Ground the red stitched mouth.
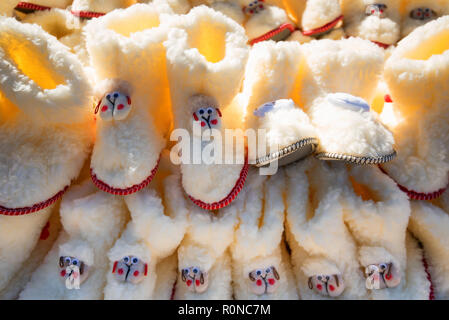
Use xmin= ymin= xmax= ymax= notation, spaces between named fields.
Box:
xmin=371 ymin=41 xmax=391 ymax=49
xmin=15 ymin=2 xmax=51 ymax=12
xmin=0 ymin=186 xmax=68 ymax=216
xmin=188 ymin=153 xmax=249 ymax=211
xmin=302 ymin=15 xmax=343 ymax=36
xmin=71 ymin=10 xmax=106 ymax=19
xmin=90 ymin=156 xmax=160 ymax=196
xmin=379 ymin=166 xmax=448 ymax=200
xmin=249 ymin=23 xmax=296 ymax=45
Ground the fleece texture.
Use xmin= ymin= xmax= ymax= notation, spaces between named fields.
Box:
xmin=163 ymin=6 xmax=249 ymax=204
xmin=400 ymin=0 xmax=449 ymax=37
xmin=285 ymin=158 xmax=368 ymax=299
xmin=85 ymin=3 xmax=173 ymax=189
xmin=341 ymin=165 xmax=428 ymax=299
xmin=175 ymin=195 xmax=238 ymax=299
xmin=230 ymin=169 xmax=298 ymax=299
xmin=20 ymin=180 xmax=128 ymax=299
xmin=299 ymin=0 xmax=342 ymax=31
xmin=71 ymin=0 xmax=136 ymax=13
xmin=104 ymin=154 xmax=188 ymax=299
xmin=289 ymin=38 xmax=395 ymax=158
xmin=409 ymin=199 xmax=449 ymax=299
xmin=342 ymin=0 xmax=401 ymax=46
xmin=381 ymin=16 xmax=449 ymax=194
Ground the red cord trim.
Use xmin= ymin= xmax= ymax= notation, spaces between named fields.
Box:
xmin=91 ymin=156 xmax=160 ymax=196
xmin=71 ymin=10 xmax=105 ymax=18
xmin=0 ymin=186 xmax=68 ymax=216
xmin=249 ymin=23 xmax=296 ymax=45
xmin=372 ymin=41 xmax=391 ymax=49
xmin=15 ymin=2 xmax=51 ymax=12
xmin=188 ymin=154 xmax=249 ymax=211
xmin=379 ymin=166 xmax=448 ymax=200
xmin=302 ymin=15 xmax=343 ymax=36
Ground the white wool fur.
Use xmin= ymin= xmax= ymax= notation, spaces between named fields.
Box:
xmin=381 ymin=16 xmax=449 ymax=193
xmin=0 ymin=1 xmax=20 ymax=16
xmin=401 ymin=0 xmax=449 ymax=37
xmin=164 ymin=6 xmax=249 ymax=203
xmin=20 ymin=0 xmax=72 ymax=8
xmin=409 ymin=200 xmax=449 ymax=299
xmin=153 ymin=252 xmax=178 ymax=299
xmin=71 ymin=0 xmax=136 ymax=13
xmin=0 ymin=206 xmax=53 ymax=293
xmin=0 ymin=209 xmax=62 ymax=299
xmin=151 ymin=0 xmax=191 ymax=14
xmin=342 ymin=0 xmax=401 ymax=45
xmin=104 ymin=154 xmax=188 ymax=299
xmin=285 ymin=158 xmax=368 ymax=299
xmin=244 ymin=5 xmax=292 ymax=40
xmin=210 ymin=1 xmax=245 ymax=25
xmin=20 ymin=180 xmax=128 ymax=299
xmin=290 ymin=38 xmax=394 ymax=157
xmin=85 ymin=3 xmax=173 ymax=188
xmin=175 ymin=197 xmax=238 ymax=299
xmin=301 ymin=0 xmax=342 ymax=30
xmin=230 ymin=169 xmax=298 ymax=299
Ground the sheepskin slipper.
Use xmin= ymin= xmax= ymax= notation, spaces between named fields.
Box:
xmin=408 ymin=190 xmax=449 ymax=300
xmin=174 ymin=199 xmax=238 ymax=299
xmin=342 ymin=0 xmax=401 ymax=49
xmin=341 ymin=165 xmax=430 ymax=299
xmin=20 ymin=180 xmax=128 ymax=299
xmin=380 ymin=16 xmax=449 ymax=200
xmin=290 ymin=38 xmax=396 ymax=165
xmin=239 ymin=41 xmax=317 ymax=168
xmin=230 ymin=169 xmax=298 ymax=299
xmin=71 ymin=0 xmax=136 ymax=18
xmin=285 ymin=158 xmax=368 ymax=299
xmin=164 ymin=6 xmax=250 ymax=210
xmin=400 ymin=0 xmax=449 ymax=38
xmin=84 ymin=3 xmax=174 ymax=196
xmin=103 ymin=152 xmax=188 ymax=300
xmin=0 ymin=17 xmax=92 ymax=292
xmin=282 ymin=0 xmax=345 ymax=42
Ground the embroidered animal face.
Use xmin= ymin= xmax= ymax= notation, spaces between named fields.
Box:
xmin=365 ymin=262 xmax=400 ymax=290
xmin=96 ymin=91 xmax=132 ymax=121
xmin=192 ymin=107 xmax=222 ymax=130
xmin=181 ymin=266 xmax=209 ymax=293
xmin=248 ymin=266 xmax=280 ymax=295
xmin=365 ymin=4 xmax=388 ymax=18
xmin=308 ymin=274 xmax=345 ymax=297
xmin=410 ymin=7 xmax=436 ymax=21
xmin=243 ymin=0 xmax=265 ymax=15
xmin=59 ymin=256 xmax=89 ymax=285
xmin=112 ymin=256 xmax=148 ymax=284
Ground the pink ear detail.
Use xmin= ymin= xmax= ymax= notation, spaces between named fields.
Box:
xmin=193 ymin=113 xmax=199 ymax=121
xmin=144 ymin=263 xmax=148 ymax=276
xmin=216 ymin=108 xmax=222 ymax=117
xmin=112 ymin=261 xmax=118 ymax=273
xmin=256 ymin=279 xmax=263 ymax=286
xmin=127 ymin=96 xmax=131 ymax=105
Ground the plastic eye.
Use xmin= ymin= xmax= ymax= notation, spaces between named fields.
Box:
xmin=380 ymin=263 xmax=387 ymax=270
xmin=266 ymin=268 xmax=271 ymax=274
xmin=123 ymin=256 xmax=130 ymax=264
xmin=326 ymin=276 xmax=330 ymax=280
xmin=64 ymin=257 xmax=71 ymax=264
xmin=256 ymin=269 xmax=262 ymax=276
xmin=198 ymin=108 xmax=205 ymax=115
xmin=193 ymin=267 xmax=199 ymax=274
xmin=113 ymin=92 xmax=119 ymax=98
xmin=206 ymin=107 xmax=214 ymax=114
xmin=106 ymin=94 xmax=111 ymax=99
xmin=317 ymin=275 xmax=322 ymax=281
xmin=132 ymin=257 xmax=139 ymax=264
xmin=72 ymin=259 xmax=79 ymax=266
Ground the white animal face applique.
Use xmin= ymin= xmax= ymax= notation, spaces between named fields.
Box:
xmin=59 ymin=256 xmax=89 ymax=287
xmin=365 ymin=262 xmax=401 ymax=290
xmin=409 ymin=7 xmax=436 ymax=21
xmin=248 ymin=266 xmax=280 ymax=295
xmin=96 ymin=91 xmax=132 ymax=121
xmin=308 ymin=274 xmax=345 ymax=297
xmin=192 ymin=106 xmax=222 ymax=131
xmin=365 ymin=3 xmax=388 ymax=18
xmin=112 ymin=256 xmax=148 ymax=284
xmin=243 ymin=0 xmax=265 ymax=15
xmin=181 ymin=266 xmax=209 ymax=293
